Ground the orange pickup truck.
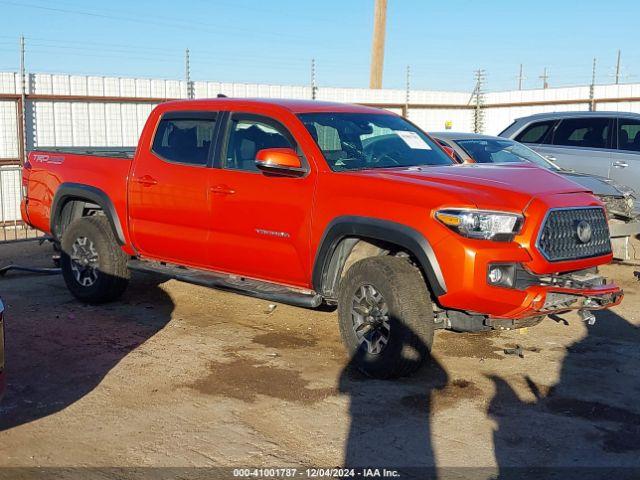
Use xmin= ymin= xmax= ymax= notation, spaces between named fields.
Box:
xmin=21 ymin=98 xmax=622 ymax=378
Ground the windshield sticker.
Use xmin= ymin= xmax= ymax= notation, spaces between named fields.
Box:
xmin=394 ymin=131 xmax=432 ymax=150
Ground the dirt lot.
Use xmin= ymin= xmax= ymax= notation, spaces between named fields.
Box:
xmin=0 ymin=241 xmax=639 ymax=478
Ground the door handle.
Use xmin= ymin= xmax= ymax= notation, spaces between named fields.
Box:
xmin=134 ymin=175 xmax=158 ymax=186
xmin=545 ymin=155 xmax=557 ymax=162
xmin=210 ymin=185 xmax=236 ymax=195
xmin=613 ymin=160 xmax=629 ymax=168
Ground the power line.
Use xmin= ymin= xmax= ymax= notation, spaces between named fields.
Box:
xmin=539 ymin=67 xmax=550 ymax=89
xmin=517 ymin=64 xmax=525 ymax=90
xmin=185 ymin=48 xmax=193 ymax=100
xmin=589 ymin=57 xmax=597 ymax=111
xmin=404 ymin=65 xmax=411 ymax=118
xmin=0 ymin=0 xmax=335 ymax=45
xmin=471 ymin=69 xmax=486 ymax=133
xmin=19 ymin=34 xmax=27 ymax=164
xmin=311 ymin=58 xmax=318 ymax=100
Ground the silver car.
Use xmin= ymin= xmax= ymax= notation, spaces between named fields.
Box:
xmin=430 ymin=131 xmax=640 ymax=260
xmin=499 ymin=111 xmax=640 ymax=202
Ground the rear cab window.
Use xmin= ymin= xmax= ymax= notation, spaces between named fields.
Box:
xmin=152 ymin=112 xmax=217 ymax=166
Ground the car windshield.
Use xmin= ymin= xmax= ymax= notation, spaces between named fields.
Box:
xmin=455 ymin=138 xmax=560 ymax=170
xmin=298 ymin=113 xmax=453 ymax=171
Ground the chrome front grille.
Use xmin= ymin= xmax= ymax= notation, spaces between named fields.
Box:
xmin=537 ymin=207 xmax=611 ymax=262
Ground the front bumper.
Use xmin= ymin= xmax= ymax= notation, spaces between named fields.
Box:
xmin=439 ymin=256 xmax=623 ymax=320
xmin=433 ymin=192 xmax=623 ymax=320
xmin=498 ymin=278 xmax=623 ymax=319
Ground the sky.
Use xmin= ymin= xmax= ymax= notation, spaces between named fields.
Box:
xmin=0 ymin=0 xmax=638 ymax=93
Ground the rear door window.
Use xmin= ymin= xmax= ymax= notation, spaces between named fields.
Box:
xmin=552 ymin=117 xmax=612 ymax=149
xmin=152 ymin=115 xmax=216 ymax=166
xmin=514 ymin=120 xmax=556 ymax=144
xmin=617 ymin=118 xmax=640 ymax=152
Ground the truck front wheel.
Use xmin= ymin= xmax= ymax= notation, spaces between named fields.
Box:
xmin=60 ymin=216 xmax=130 ymax=304
xmin=337 ymin=256 xmax=435 ymax=379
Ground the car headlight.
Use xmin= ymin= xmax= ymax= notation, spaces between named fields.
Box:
xmin=435 ymin=209 xmax=523 ymax=241
xmin=602 ymin=178 xmax=638 ymax=199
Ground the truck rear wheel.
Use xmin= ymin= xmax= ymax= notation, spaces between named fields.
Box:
xmin=60 ymin=216 xmax=130 ymax=304
xmin=337 ymin=256 xmax=435 ymax=379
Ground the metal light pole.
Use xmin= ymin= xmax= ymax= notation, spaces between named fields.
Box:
xmin=19 ymin=35 xmax=27 ymax=164
xmin=311 ymin=58 xmax=318 ymax=100
xmin=185 ymin=48 xmax=193 ymax=99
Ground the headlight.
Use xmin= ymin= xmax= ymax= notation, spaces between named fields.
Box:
xmin=602 ymin=178 xmax=638 ymax=199
xmin=435 ymin=208 xmax=523 ymax=241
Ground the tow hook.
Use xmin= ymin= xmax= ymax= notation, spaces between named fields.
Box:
xmin=578 ymin=309 xmax=596 ymax=325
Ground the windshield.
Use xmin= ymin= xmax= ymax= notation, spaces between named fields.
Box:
xmin=298 ymin=113 xmax=453 ymax=171
xmin=455 ymin=138 xmax=560 ymax=170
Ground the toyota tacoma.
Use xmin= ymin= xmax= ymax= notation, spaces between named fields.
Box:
xmin=21 ymin=99 xmax=623 ymax=378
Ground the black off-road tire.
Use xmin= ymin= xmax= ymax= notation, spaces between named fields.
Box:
xmin=337 ymin=256 xmax=435 ymax=379
xmin=60 ymin=216 xmax=130 ymax=304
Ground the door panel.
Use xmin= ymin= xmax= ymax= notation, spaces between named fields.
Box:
xmin=128 ymin=113 xmax=217 ymax=268
xmin=533 ymin=144 xmax=612 ymax=178
xmin=609 ymin=152 xmax=640 ymax=193
xmin=609 ymin=117 xmax=640 ymax=193
xmin=532 ymin=117 xmax=614 ymax=178
xmin=208 ymin=113 xmax=315 ymax=287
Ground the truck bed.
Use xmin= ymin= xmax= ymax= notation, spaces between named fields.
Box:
xmin=23 ymin=149 xmax=133 ymax=243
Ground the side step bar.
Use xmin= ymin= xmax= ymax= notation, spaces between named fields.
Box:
xmin=127 ymin=259 xmax=323 ymax=309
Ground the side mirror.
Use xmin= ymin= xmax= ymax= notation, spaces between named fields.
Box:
xmin=442 ymin=145 xmax=457 ymax=161
xmin=255 ymin=148 xmax=306 ymax=177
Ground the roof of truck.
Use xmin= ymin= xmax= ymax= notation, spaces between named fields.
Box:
xmin=160 ymin=98 xmax=391 ymax=115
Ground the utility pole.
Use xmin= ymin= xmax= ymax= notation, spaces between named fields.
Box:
xmin=404 ymin=65 xmax=410 ymax=118
xmin=311 ymin=58 xmax=318 ymax=100
xmin=615 ymin=49 xmax=621 ymax=84
xmin=19 ymin=34 xmax=27 ymax=164
xmin=539 ymin=67 xmax=549 ymax=89
xmin=369 ymin=0 xmax=387 ymax=89
xmin=185 ymin=48 xmax=193 ymax=99
xmin=589 ymin=57 xmax=597 ymax=111
xmin=470 ymin=69 xmax=486 ymax=133
xmin=517 ymin=64 xmax=525 ymax=90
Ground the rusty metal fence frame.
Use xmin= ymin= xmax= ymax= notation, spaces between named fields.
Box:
xmin=0 ymin=94 xmax=42 ymax=243
xmin=0 ymin=165 xmax=42 ymax=242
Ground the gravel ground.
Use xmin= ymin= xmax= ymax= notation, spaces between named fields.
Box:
xmin=0 ymin=240 xmax=638 ymax=478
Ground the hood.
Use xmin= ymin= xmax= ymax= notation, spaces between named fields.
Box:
xmin=349 ymin=163 xmax=589 ymax=211
xmin=557 ymin=171 xmax=623 ymax=196
xmin=557 ymin=171 xmax=638 ymax=219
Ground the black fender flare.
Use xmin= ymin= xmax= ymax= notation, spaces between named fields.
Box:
xmin=50 ymin=183 xmax=125 ymax=245
xmin=312 ymin=216 xmax=447 ymax=298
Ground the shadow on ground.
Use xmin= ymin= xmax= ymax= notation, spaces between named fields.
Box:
xmin=338 ymin=320 xmax=448 ymax=476
xmin=0 ymin=271 xmax=173 ymax=431
xmin=488 ymin=309 xmax=640 ymax=478
xmin=337 ymin=307 xmax=640 ymax=478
